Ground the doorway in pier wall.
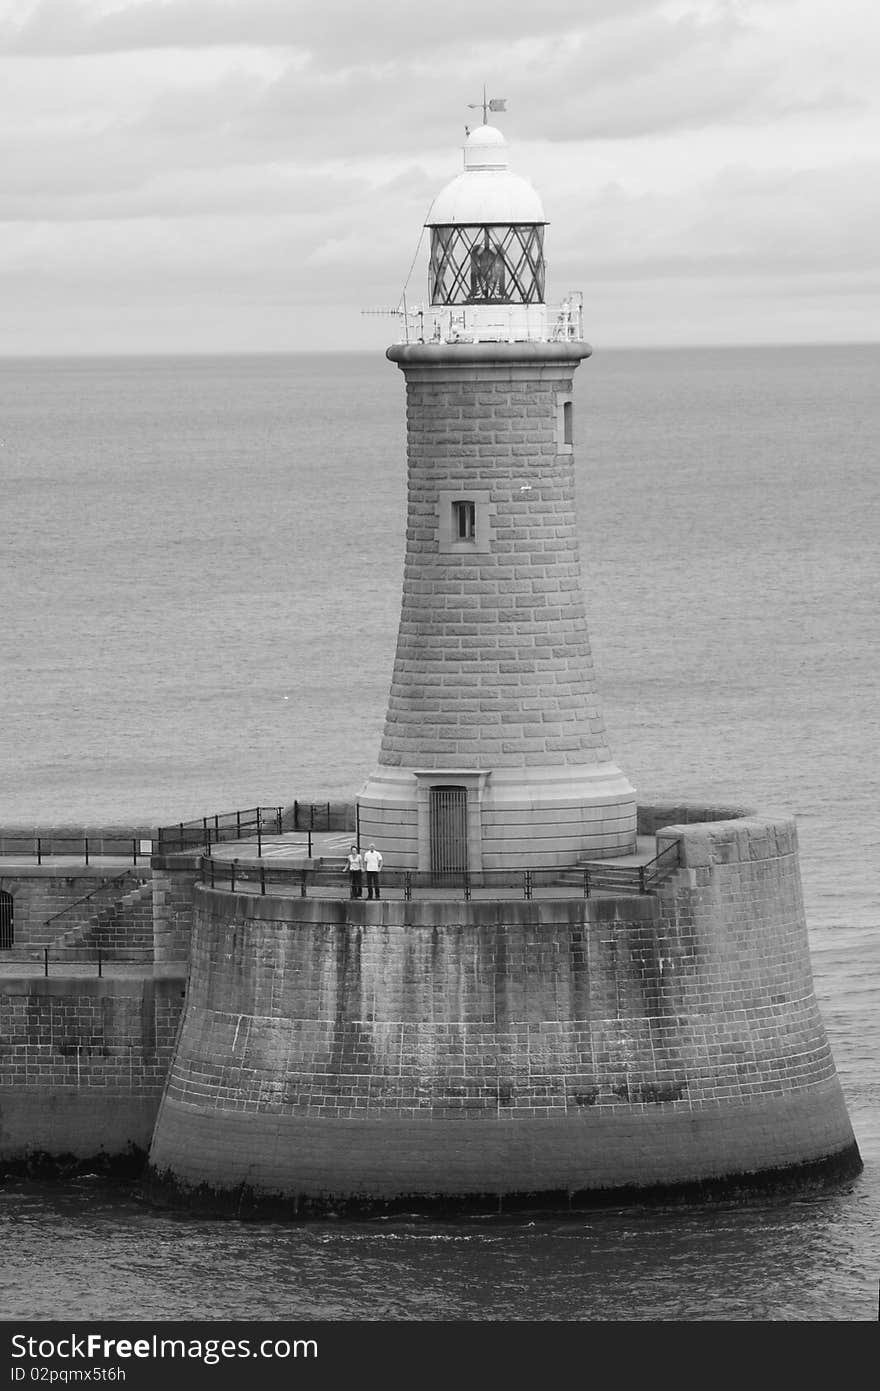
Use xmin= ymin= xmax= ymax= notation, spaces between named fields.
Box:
xmin=430 ymin=786 xmax=469 ymax=873
xmin=0 ymin=890 xmax=13 ymax=948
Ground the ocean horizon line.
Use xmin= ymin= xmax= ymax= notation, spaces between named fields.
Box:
xmin=1 ymin=339 xmax=878 ymax=363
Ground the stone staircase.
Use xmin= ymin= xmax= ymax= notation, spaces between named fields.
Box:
xmin=574 ymin=836 xmax=682 ymax=895
xmin=51 ymin=876 xmax=155 ymax=962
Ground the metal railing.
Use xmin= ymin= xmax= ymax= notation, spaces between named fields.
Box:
xmin=645 ymin=838 xmax=681 ymax=884
xmin=200 ymin=840 xmax=680 ymax=901
xmin=43 ymin=869 xmax=145 ymax=930
xmin=293 ymin=801 xmax=332 ymax=831
xmin=0 ymin=834 xmax=152 ymax=865
xmin=398 ymin=295 xmax=586 ymax=347
xmin=0 ymin=802 xmax=333 ymax=863
xmin=156 ymin=806 xmax=284 ymax=855
xmin=0 ymin=944 xmax=154 ymax=976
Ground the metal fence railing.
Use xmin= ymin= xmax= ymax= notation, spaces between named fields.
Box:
xmin=200 ymin=841 xmax=680 ymax=902
xmin=292 ymin=801 xmax=332 ymax=831
xmin=0 ymin=801 xmax=338 ymax=864
xmin=155 ymin=802 xmax=339 ymax=856
xmin=0 ymin=834 xmax=153 ymax=865
xmin=43 ymin=869 xmax=145 ymax=931
xmin=155 ymin=806 xmax=284 ymax=855
xmin=0 ymin=945 xmax=154 ymax=976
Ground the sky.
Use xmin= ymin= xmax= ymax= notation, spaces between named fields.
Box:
xmin=1 ymin=0 xmax=878 ymax=354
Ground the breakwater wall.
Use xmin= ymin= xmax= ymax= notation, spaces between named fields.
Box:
xmin=0 ymin=824 xmax=185 ymax=1171
xmin=0 ymin=973 xmax=185 ymax=1171
xmin=146 ymin=804 xmax=861 ymax=1213
xmin=0 ymin=823 xmax=153 ymax=859
xmin=0 ymin=803 xmax=861 ymax=1201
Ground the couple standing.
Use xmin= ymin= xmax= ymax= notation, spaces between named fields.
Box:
xmin=347 ymin=844 xmax=383 ymax=899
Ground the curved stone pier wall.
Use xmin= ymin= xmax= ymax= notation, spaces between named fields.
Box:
xmin=146 ymin=806 xmax=860 ymax=1212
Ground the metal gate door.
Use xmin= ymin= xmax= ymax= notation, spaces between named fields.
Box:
xmin=429 ymin=786 xmax=468 ymax=874
xmin=0 ymin=890 xmax=13 ymax=949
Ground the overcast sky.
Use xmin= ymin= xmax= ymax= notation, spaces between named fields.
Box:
xmin=1 ymin=0 xmax=878 ymax=354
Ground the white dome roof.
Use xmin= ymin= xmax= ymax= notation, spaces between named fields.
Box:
xmin=463 ymin=124 xmax=508 ymax=168
xmin=425 ymin=124 xmax=546 ymax=227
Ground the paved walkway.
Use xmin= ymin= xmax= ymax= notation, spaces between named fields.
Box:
xmin=208 ymin=832 xmax=661 ymax=867
xmin=198 ymin=833 xmax=664 ymax=902
xmin=212 ymin=831 xmax=355 ymax=863
xmin=0 ymin=834 xmax=666 ymax=942
xmin=0 ymin=834 xmax=348 ymax=872
xmin=0 ymin=833 xmax=662 ymax=871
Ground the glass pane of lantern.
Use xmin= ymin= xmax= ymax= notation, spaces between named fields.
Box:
xmin=430 ymin=224 xmax=545 ymax=305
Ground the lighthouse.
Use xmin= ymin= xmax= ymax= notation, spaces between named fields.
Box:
xmin=357 ymin=119 xmax=637 ymax=870
xmin=146 ymin=109 xmax=862 ymax=1215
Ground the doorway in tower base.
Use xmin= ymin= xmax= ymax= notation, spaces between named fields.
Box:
xmin=429 ymin=785 xmax=468 ymax=873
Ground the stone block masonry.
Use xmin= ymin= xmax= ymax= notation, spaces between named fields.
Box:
xmin=384 ymin=359 xmax=609 ymax=768
xmin=146 ymin=806 xmax=860 ymax=1212
xmin=0 ymin=867 xmax=152 ymax=949
xmin=0 ymin=974 xmax=185 ymax=1167
xmin=150 ymin=855 xmax=201 ymax=971
xmin=357 ymin=343 xmax=636 ymax=869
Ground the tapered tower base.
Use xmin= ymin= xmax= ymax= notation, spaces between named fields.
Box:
xmin=358 ymin=762 xmax=635 ymax=869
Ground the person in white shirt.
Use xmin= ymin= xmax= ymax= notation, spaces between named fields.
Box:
xmin=346 ymin=845 xmax=363 ymax=899
xmin=363 ymin=844 xmax=383 ymax=899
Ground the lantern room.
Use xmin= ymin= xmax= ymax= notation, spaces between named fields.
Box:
xmin=427 ymin=124 xmax=546 ymax=303
xmin=423 ymin=123 xmax=579 ymax=344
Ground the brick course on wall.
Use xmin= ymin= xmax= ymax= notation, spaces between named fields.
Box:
xmin=379 ymin=350 xmax=610 ymax=771
xmin=0 ymin=975 xmax=186 ymax=1162
xmin=0 ymin=870 xmax=151 ymax=950
xmin=151 ymin=859 xmax=200 ymax=968
xmin=147 ymin=808 xmax=860 ymax=1206
xmin=357 ymin=342 xmax=636 ymax=867
xmin=150 ymin=1084 xmax=855 ymax=1204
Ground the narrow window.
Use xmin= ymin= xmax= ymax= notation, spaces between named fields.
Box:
xmin=0 ymin=890 xmax=13 ymax=949
xmin=563 ymin=400 xmax=573 ymax=445
xmin=453 ymin=500 xmax=476 ymax=541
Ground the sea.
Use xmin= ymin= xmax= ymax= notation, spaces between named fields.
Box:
xmin=0 ymin=345 xmax=877 ymax=1326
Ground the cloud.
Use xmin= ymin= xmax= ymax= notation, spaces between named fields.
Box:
xmin=2 ymin=0 xmax=650 ymax=59
xmin=3 ymin=0 xmax=858 ymax=214
xmin=9 ymin=0 xmax=819 ymax=156
xmin=1 ymin=0 xmax=878 ymax=351
xmin=548 ymin=160 xmax=880 ymax=284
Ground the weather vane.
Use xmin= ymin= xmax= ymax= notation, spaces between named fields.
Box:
xmin=467 ymin=85 xmax=506 ymax=127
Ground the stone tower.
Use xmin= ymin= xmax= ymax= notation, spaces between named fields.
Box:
xmin=357 ymin=121 xmax=636 ymax=870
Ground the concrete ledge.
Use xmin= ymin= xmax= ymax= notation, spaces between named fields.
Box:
xmin=637 ymin=802 xmax=756 ymax=836
xmin=388 ymin=342 xmax=592 ymax=369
